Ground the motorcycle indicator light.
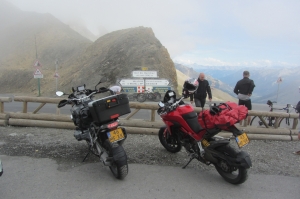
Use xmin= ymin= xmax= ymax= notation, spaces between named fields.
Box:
xmin=107 ymin=100 xmax=111 ymax=103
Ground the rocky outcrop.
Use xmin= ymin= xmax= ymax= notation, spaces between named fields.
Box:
xmin=59 ymin=27 xmax=178 ymax=92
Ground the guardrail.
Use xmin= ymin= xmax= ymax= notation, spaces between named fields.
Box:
xmin=0 ymin=97 xmax=12 ymax=126
xmin=0 ymin=96 xmax=299 ymax=141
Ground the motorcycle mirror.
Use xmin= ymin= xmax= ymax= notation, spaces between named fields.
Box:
xmin=56 ymin=91 xmax=64 ymax=96
xmin=158 ymin=101 xmax=165 ymax=108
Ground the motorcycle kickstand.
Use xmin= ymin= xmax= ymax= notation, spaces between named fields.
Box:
xmin=82 ymin=146 xmax=92 ymax=162
xmin=182 ymin=157 xmax=195 ymax=169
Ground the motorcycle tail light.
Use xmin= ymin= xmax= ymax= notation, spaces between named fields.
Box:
xmin=107 ymin=121 xmax=119 ymax=129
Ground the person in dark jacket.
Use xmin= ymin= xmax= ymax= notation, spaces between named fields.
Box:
xmin=234 ymin=70 xmax=255 ymax=125
xmin=190 ymin=73 xmax=212 ymax=109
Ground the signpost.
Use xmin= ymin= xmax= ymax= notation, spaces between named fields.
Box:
xmin=120 ymin=70 xmax=172 ymax=96
xmin=119 ymin=79 xmax=144 ymax=86
xmin=33 ymin=59 xmax=43 ymax=96
xmin=152 ymin=86 xmax=171 ymax=93
xmin=132 ymin=71 xmax=158 ymax=78
xmin=145 ymin=79 xmax=169 ymax=86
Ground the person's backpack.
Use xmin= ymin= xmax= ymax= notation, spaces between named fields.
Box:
xmin=296 ymin=101 xmax=300 ymax=113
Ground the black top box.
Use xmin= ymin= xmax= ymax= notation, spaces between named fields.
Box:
xmin=88 ymin=94 xmax=131 ymax=124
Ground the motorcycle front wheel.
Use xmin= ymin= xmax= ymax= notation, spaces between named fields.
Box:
xmin=104 ymin=140 xmax=128 ymax=179
xmin=158 ymin=127 xmax=182 ymax=153
xmin=214 ymin=144 xmax=248 ymax=184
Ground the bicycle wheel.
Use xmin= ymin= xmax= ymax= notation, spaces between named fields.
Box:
xmin=153 ymin=92 xmax=161 ymax=101
xmin=128 ymin=94 xmax=135 ymax=101
xmin=137 ymin=93 xmax=146 ymax=102
xmin=278 ymin=117 xmax=289 ymax=128
xmin=250 ymin=116 xmax=271 ymax=127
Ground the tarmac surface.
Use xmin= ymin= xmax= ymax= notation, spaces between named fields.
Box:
xmin=0 ymin=155 xmax=299 ymax=199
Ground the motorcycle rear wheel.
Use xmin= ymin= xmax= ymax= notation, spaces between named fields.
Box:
xmin=104 ymin=140 xmax=128 ymax=179
xmin=214 ymin=144 xmax=248 ymax=184
xmin=158 ymin=127 xmax=182 ymax=153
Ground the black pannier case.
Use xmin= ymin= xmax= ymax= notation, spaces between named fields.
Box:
xmin=88 ymin=94 xmax=131 ymax=124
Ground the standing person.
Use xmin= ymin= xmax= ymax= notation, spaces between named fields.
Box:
xmin=234 ymin=70 xmax=255 ymax=125
xmin=190 ymin=73 xmax=212 ymax=109
xmin=109 ymin=85 xmax=123 ymax=95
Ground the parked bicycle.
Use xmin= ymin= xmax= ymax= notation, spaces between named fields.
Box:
xmin=137 ymin=90 xmax=161 ymax=102
xmin=250 ymin=100 xmax=296 ymax=128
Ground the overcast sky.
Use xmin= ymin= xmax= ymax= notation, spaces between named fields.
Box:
xmin=7 ymin=0 xmax=300 ymax=68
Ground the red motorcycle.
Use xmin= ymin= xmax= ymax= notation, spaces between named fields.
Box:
xmin=157 ymin=85 xmax=251 ymax=184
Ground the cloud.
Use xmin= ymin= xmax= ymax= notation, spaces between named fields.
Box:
xmin=7 ymin=0 xmax=300 ymax=67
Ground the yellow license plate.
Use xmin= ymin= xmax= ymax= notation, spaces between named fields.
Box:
xmin=107 ymin=128 xmax=125 ymax=143
xmin=201 ymin=139 xmax=210 ymax=147
xmin=235 ymin=133 xmax=250 ymax=148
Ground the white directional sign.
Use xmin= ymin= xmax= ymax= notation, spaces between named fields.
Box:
xmin=120 ymin=79 xmax=144 ymax=86
xmin=145 ymin=79 xmax=169 ymax=86
xmin=34 ymin=68 xmax=43 ymax=78
xmin=132 ymin=71 xmax=158 ymax=78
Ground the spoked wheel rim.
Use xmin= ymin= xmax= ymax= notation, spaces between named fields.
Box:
xmin=158 ymin=127 xmax=182 ymax=153
xmin=166 ymin=136 xmax=180 ymax=149
xmin=137 ymin=93 xmax=146 ymax=102
xmin=217 ymin=160 xmax=240 ymax=179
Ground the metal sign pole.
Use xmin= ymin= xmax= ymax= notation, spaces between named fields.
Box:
xmin=276 ymin=83 xmax=279 ymax=103
xmin=38 ymin=78 xmax=41 ymax=96
xmin=55 ymin=60 xmax=58 ymax=91
xmin=35 ymin=35 xmax=41 ymax=97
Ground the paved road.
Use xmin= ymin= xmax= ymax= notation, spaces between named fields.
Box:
xmin=0 ymin=155 xmax=299 ymax=199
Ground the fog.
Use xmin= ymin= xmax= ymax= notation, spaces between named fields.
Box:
xmin=5 ymin=0 xmax=300 ymax=67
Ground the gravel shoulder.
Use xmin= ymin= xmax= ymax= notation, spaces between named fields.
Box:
xmin=0 ymin=126 xmax=299 ymax=177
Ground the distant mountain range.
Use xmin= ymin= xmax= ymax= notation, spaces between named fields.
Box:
xmin=174 ymin=63 xmax=300 ymax=105
xmin=175 ymin=63 xmax=235 ymax=97
xmin=175 ymin=68 xmax=237 ymax=102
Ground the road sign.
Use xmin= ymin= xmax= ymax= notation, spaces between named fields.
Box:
xmin=132 ymin=71 xmax=157 ymax=78
xmin=34 ymin=68 xmax=43 ymax=78
xmin=122 ymin=87 xmax=137 ymax=93
xmin=137 ymin=86 xmax=145 ymax=93
xmin=277 ymin=77 xmax=282 ymax=83
xmin=145 ymin=79 xmax=169 ymax=86
xmin=54 ymin=72 xmax=59 ymax=78
xmin=120 ymin=79 xmax=144 ymax=86
xmin=33 ymin=60 xmax=42 ymax=68
xmin=152 ymin=86 xmax=171 ymax=93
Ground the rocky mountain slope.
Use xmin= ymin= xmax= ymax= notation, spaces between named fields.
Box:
xmin=0 ymin=0 xmax=92 ymax=94
xmin=57 ymin=27 xmax=178 ymax=93
xmin=0 ymin=1 xmax=177 ymax=95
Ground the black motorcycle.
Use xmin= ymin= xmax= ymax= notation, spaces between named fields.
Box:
xmin=56 ymin=77 xmax=131 ymax=179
